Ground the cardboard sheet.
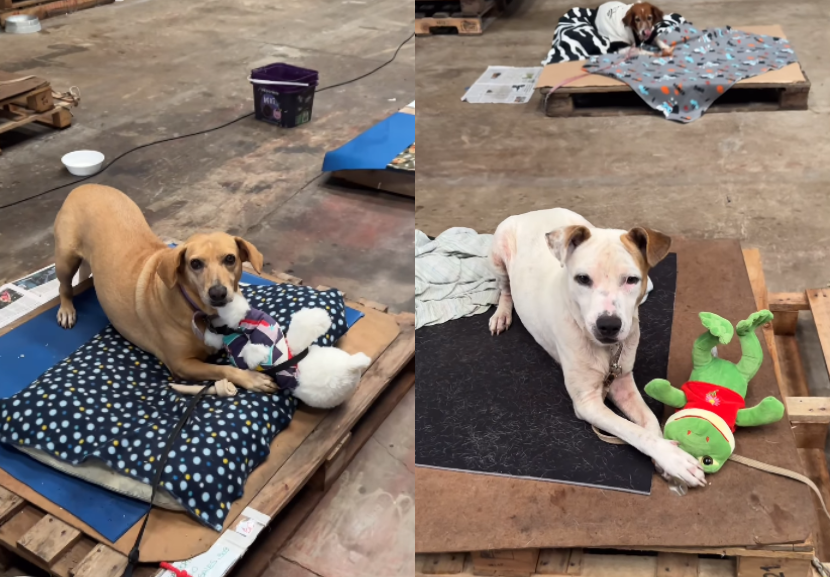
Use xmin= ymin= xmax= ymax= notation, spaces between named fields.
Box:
xmin=416 ymin=239 xmax=816 ymax=553
xmin=537 ymin=26 xmax=807 ymax=92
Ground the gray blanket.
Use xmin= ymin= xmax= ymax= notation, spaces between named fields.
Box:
xmin=583 ymin=25 xmax=798 ymax=122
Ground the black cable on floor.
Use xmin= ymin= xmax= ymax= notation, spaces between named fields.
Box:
xmin=0 ymin=31 xmax=414 ymax=211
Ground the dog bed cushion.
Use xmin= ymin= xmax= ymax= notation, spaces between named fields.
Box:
xmin=543 ymin=7 xmax=686 ymax=65
xmin=0 ymin=284 xmax=348 ymax=532
xmin=415 ymin=254 xmax=677 ymax=494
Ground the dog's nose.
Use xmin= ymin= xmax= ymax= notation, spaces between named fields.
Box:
xmin=596 ymin=315 xmax=622 ymax=338
xmin=208 ymin=285 xmax=228 ymax=303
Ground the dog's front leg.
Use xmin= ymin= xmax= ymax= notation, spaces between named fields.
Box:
xmin=567 ymin=372 xmax=705 ymax=487
xmin=608 ymin=372 xmax=662 ymax=438
xmin=169 ymin=357 xmax=277 ymax=394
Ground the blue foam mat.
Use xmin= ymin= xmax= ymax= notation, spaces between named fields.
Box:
xmin=0 ymin=274 xmax=363 ymax=542
xmin=322 ymin=112 xmax=415 ymax=172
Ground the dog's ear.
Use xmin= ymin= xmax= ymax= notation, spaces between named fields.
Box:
xmin=622 ymin=7 xmax=635 ymax=29
xmin=235 ymin=237 xmax=264 ymax=274
xmin=650 ymin=5 xmax=664 ymax=23
xmin=157 ymin=244 xmax=187 ymax=289
xmin=624 ymin=227 xmax=672 ymax=268
xmin=546 ymin=225 xmax=591 ymax=266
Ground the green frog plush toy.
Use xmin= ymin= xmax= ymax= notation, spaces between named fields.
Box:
xmin=644 ymin=310 xmax=785 ymax=475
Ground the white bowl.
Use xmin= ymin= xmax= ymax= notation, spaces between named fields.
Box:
xmin=5 ymin=15 xmax=41 ymax=34
xmin=61 ymin=150 xmax=105 ymax=176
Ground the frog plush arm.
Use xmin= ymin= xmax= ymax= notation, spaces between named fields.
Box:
xmin=644 ymin=379 xmax=686 ymax=408
xmin=735 ymin=396 xmax=785 ymax=427
xmin=693 ymin=312 xmax=734 ymax=369
xmin=735 ymin=310 xmax=773 ymax=383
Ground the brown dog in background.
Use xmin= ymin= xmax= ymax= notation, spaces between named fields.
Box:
xmin=53 ymin=184 xmax=278 ymax=393
xmin=596 ymin=1 xmax=674 ymax=57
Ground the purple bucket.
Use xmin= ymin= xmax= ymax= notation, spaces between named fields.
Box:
xmin=250 ymin=63 xmax=319 ymax=128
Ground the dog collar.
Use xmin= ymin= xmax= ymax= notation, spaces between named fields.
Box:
xmin=603 ymin=343 xmax=624 ymax=388
xmin=179 ymin=286 xmax=215 ymax=341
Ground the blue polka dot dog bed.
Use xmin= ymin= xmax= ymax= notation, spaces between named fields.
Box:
xmin=0 ymin=284 xmax=350 ymax=532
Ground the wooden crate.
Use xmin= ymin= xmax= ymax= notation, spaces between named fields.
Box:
xmin=0 ymin=0 xmax=114 ymax=26
xmin=415 ymin=0 xmax=503 ymax=36
xmin=416 ymin=248 xmax=830 ymax=577
xmin=0 ymin=79 xmax=73 ymax=154
xmin=0 ymin=267 xmax=415 ymax=577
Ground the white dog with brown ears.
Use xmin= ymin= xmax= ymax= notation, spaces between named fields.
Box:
xmin=488 ymin=208 xmax=706 ymax=488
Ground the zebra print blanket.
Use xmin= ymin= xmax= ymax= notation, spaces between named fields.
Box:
xmin=542 ymin=7 xmax=687 ymax=65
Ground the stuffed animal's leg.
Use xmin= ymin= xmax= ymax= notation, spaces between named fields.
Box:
xmin=735 ymin=310 xmax=773 ymax=383
xmin=644 ymin=378 xmax=687 ymax=409
xmin=693 ymin=312 xmax=734 ymax=369
xmin=736 ymin=396 xmax=785 ymax=427
xmin=170 ymin=380 xmax=238 ymax=397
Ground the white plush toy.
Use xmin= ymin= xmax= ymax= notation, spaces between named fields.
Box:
xmin=172 ymin=292 xmax=371 ymax=409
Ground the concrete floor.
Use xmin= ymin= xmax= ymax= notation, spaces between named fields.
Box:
xmin=416 ymin=0 xmax=830 ymax=425
xmin=0 ymin=0 xmax=413 ymax=575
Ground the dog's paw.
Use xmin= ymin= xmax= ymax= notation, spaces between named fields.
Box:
xmin=56 ymin=305 xmax=77 ymax=329
xmin=653 ymin=440 xmax=706 ymax=488
xmin=489 ymin=308 xmax=513 ymax=336
xmin=233 ymin=370 xmax=277 ymax=394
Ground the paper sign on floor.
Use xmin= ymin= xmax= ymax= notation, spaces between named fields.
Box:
xmin=461 ymin=66 xmax=543 ymax=104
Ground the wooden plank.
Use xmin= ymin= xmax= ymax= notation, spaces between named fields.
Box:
xmin=422 ymin=553 xmax=466 ymax=574
xmin=0 ymin=489 xmax=24 ymax=525
xmin=769 ymin=292 xmax=810 ymax=312
xmin=536 ymin=548 xmax=571 ymax=574
xmin=736 ymin=557 xmax=811 ymax=577
xmin=768 ymin=292 xmax=805 ymax=336
xmin=797 ymin=449 xmax=830 ymax=561
xmin=566 ymin=548 xmax=583 ymax=575
xmin=16 ymin=515 xmax=81 ymax=567
xmin=656 ymin=552 xmax=699 ymax=577
xmin=806 ymin=288 xmax=830 ymax=378
xmin=742 ymin=249 xmax=788 ymax=400
xmin=70 ymin=544 xmax=128 ymax=577
xmin=270 ymin=270 xmax=303 ymax=285
xmin=787 ymin=397 xmax=830 ymax=424
xmin=470 ymin=549 xmax=540 ymax=577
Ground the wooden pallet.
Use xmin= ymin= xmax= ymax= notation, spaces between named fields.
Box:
xmin=540 ymin=69 xmax=811 ymax=118
xmin=0 ymin=77 xmax=73 ymax=153
xmin=0 ymin=267 xmax=415 ymax=577
xmin=0 ymin=0 xmax=114 ymax=26
xmin=415 ymin=248 xmax=830 ymax=577
xmin=415 ymin=0 xmax=502 ymax=36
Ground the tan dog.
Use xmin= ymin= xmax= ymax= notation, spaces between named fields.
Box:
xmin=53 ymin=184 xmax=277 ymax=393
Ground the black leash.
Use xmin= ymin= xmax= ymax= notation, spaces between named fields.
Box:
xmin=121 ymin=349 xmax=308 ymax=577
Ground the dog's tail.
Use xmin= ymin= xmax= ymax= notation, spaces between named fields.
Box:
xmin=288 ymin=308 xmax=331 ymax=351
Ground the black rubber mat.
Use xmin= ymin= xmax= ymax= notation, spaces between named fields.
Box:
xmin=415 ymin=254 xmax=677 ymax=494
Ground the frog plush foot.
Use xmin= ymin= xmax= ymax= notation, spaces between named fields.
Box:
xmin=736 ymin=310 xmax=774 ymax=336
xmin=699 ymin=312 xmax=734 ymax=345
xmin=736 ymin=395 xmax=785 ymax=427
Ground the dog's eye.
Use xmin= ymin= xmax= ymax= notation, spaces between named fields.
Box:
xmin=574 ymin=274 xmax=592 ymax=287
xmin=224 ymin=254 xmax=236 ymax=266
xmin=647 ymin=15 xmax=652 ymax=20
xmin=190 ymin=259 xmax=204 ymax=271
xmin=625 ymin=276 xmax=640 ymax=285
